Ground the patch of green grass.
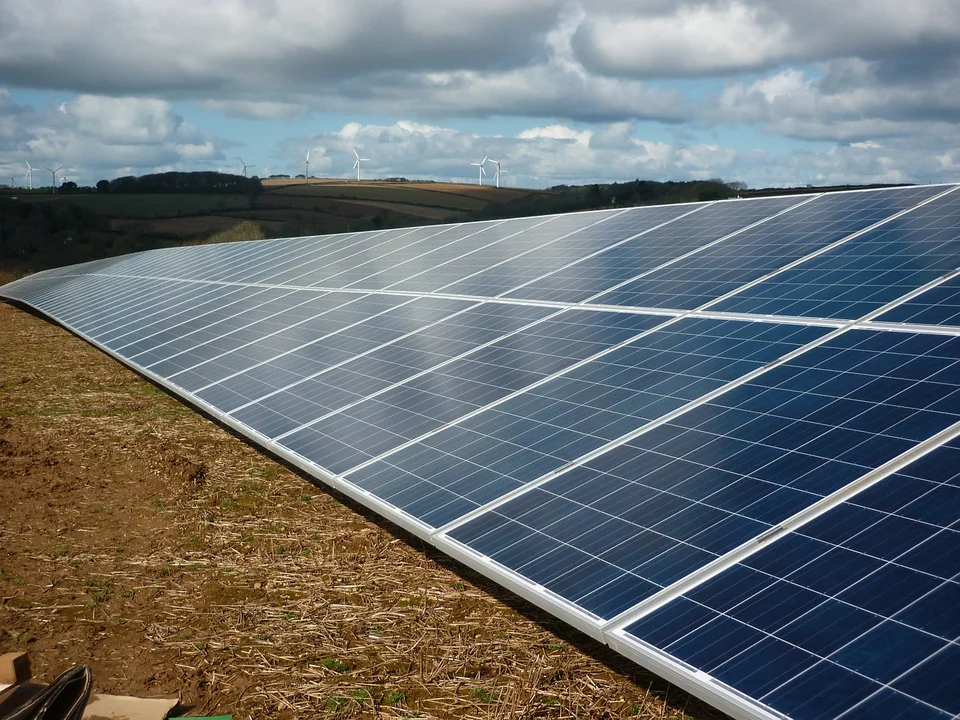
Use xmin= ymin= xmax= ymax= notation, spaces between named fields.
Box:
xmin=453 ymin=581 xmax=466 ymax=591
xmin=324 ymin=696 xmax=347 ymax=712
xmin=383 ymin=690 xmax=405 ymax=705
xmin=321 ymin=657 xmax=349 ymax=673
xmin=350 ymin=689 xmax=370 ymax=706
xmin=470 ymin=688 xmax=497 ymax=703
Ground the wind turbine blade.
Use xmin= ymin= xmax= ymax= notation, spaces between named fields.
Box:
xmin=361 ymin=157 xmax=370 ymax=162
xmin=353 ymin=149 xmax=360 ymax=160
xmin=480 ymin=165 xmax=486 ymax=174
xmin=55 ymin=166 xmax=63 ymax=173
xmin=353 ymin=159 xmax=360 ymax=169
xmin=482 ymin=156 xmax=488 ymax=164
xmin=306 ymin=149 xmax=311 ymax=161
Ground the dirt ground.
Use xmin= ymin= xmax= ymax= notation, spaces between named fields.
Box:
xmin=0 ymin=301 xmax=725 ymax=720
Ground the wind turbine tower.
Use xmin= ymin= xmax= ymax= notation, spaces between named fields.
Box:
xmin=302 ymin=150 xmax=311 ymax=185
xmin=44 ymin=165 xmax=63 ymax=193
xmin=352 ymin=149 xmax=370 ymax=181
xmin=471 ymin=156 xmax=488 ymax=186
xmin=490 ymin=159 xmax=507 ymax=188
xmin=24 ymin=161 xmax=35 ymax=190
xmin=238 ymin=157 xmax=255 ymax=177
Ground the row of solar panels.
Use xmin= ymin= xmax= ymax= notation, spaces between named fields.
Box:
xmin=3 ymin=183 xmax=959 ymax=720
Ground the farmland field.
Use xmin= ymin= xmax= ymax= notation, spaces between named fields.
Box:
xmin=37 ymin=193 xmax=251 ymax=217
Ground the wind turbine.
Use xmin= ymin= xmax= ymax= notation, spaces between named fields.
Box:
xmin=24 ymin=161 xmax=35 ymax=190
xmin=471 ymin=156 xmax=488 ymax=186
xmin=44 ymin=165 xmax=62 ymax=192
xmin=352 ymin=149 xmax=369 ymax=181
xmin=238 ymin=157 xmax=255 ymax=177
xmin=302 ymin=150 xmax=311 ymax=185
xmin=489 ymin=159 xmax=508 ymax=188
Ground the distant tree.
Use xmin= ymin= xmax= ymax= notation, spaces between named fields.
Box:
xmin=727 ymin=181 xmax=748 ymax=192
xmin=96 ymin=180 xmax=110 ymax=193
xmin=60 ymin=181 xmax=78 ymax=193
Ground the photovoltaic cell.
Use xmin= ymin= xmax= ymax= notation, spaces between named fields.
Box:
xmin=621 ymin=438 xmax=960 ymax=720
xmin=450 ymin=329 xmax=960 ymax=621
xmin=226 ymin=301 xmax=556 ymax=438
xmin=436 ymin=202 xmax=697 ymax=298
xmin=279 ymin=309 xmax=665 ymax=478
xmin=504 ymin=195 xmax=805 ymax=304
xmin=591 ymin=185 xmax=947 ymax=310
xmin=712 ymin=187 xmax=960 ymax=319
xmin=875 ymin=274 xmax=960 ymax=327
xmin=349 ymin=318 xmax=827 ymax=528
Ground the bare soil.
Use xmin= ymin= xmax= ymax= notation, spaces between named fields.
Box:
xmin=0 ymin=301 xmax=725 ymax=720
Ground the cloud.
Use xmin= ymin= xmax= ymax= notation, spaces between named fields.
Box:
xmin=0 ymin=94 xmax=227 ymax=184
xmin=572 ymin=0 xmax=960 ymax=78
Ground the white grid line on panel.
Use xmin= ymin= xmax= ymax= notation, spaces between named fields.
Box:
xmin=602 ymin=418 xmax=960 ymax=632
xmin=339 ymin=312 xmax=687 ymax=478
xmin=576 ymin=194 xmax=822 ymax=306
xmin=605 ymin=432 xmax=960 ymax=720
xmin=266 ymin=304 xmax=577 ymax=441
xmin=468 ymin=202 xmax=712 ymax=299
xmin=192 ymin=230 xmax=378 ymax=284
xmin=256 ymin=225 xmax=441 ymax=287
xmin=331 ymin=224 xmax=518 ymax=291
xmin=82 ymin=282 xmax=255 ymax=342
xmin=671 ymin=184 xmax=960 ymax=317
xmin=140 ymin=289 xmax=336 ymax=371
xmin=375 ymin=215 xmax=577 ymax=292
xmin=435 ymin=260 xmax=960 ymax=588
xmin=221 ymin=298 xmax=496 ymax=415
xmin=183 ymin=294 xmax=421 ymax=392
xmin=113 ymin=286 xmax=302 ymax=357
xmin=420 ymin=208 xmax=657 ymax=296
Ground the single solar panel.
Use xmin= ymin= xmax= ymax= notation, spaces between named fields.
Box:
xmin=3 ymin=183 xmax=960 ymax=720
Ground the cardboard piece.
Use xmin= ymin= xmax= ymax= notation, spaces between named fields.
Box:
xmin=82 ymin=693 xmax=179 ymax=720
xmin=0 ymin=652 xmax=32 ymax=688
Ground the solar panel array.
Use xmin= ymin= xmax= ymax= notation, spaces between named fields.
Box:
xmin=4 ymin=183 xmax=960 ymax=720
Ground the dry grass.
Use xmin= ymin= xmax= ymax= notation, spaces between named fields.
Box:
xmin=0 ymin=302 xmax=726 ymax=720
xmin=182 ymin=220 xmax=267 ymax=246
xmin=0 ymin=267 xmax=31 ymax=285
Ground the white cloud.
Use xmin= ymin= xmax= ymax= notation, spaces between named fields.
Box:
xmin=572 ymin=0 xmax=960 ymax=78
xmin=0 ymin=94 xmax=228 ymax=184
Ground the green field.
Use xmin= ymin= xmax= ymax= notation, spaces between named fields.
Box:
xmin=272 ymin=184 xmax=488 ymax=211
xmin=40 ymin=193 xmax=250 ymax=217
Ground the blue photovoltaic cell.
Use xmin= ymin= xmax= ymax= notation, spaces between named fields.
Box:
xmin=591 ymin=185 xmax=948 ymax=310
xmin=436 ymin=203 xmax=697 ymax=298
xmin=876 ymin=274 xmax=960 ymax=327
xmin=382 ymin=212 xmax=636 ymax=294
xmin=225 ymin=301 xmax=556 ymax=438
xmin=169 ymin=293 xmax=413 ymax=391
xmin=504 ymin=195 xmax=805 ymax=304
xmin=712 ymin=188 xmax=960 ymax=319
xmin=349 ymin=318 xmax=827 ymax=528
xmin=450 ymin=329 xmax=960 ymax=620
xmin=622 ymin=438 xmax=960 ymax=720
xmin=278 ymin=309 xmax=666 ymax=479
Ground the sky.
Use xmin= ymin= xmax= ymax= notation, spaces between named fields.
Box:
xmin=1 ymin=0 xmax=959 ymax=190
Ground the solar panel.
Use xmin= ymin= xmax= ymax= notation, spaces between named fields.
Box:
xmin=3 ymin=183 xmax=960 ymax=720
